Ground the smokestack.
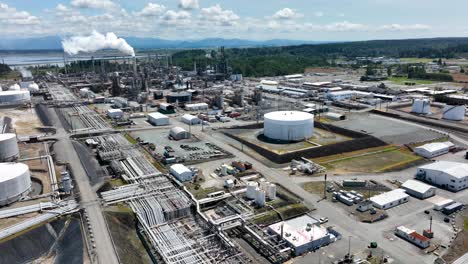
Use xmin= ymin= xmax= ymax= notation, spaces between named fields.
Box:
xmin=133 ymin=56 xmax=137 ymax=74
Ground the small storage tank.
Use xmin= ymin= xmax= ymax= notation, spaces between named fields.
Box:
xmin=442 ymin=105 xmax=465 ymax=121
xmin=255 ymin=188 xmax=266 ymax=207
xmin=27 ymin=83 xmax=40 ymax=93
xmin=411 ymin=99 xmax=431 ymax=114
xmin=267 ymin=183 xmax=277 ymax=200
xmin=61 ymin=171 xmax=73 ymax=193
xmin=0 ymin=134 xmax=19 ymax=161
xmin=246 ymin=181 xmax=258 ymax=200
xmin=0 ymin=163 xmax=31 ymax=206
xmin=9 ymin=84 xmax=20 ymax=91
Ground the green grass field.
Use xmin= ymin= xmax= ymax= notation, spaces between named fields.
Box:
xmin=313 ymin=146 xmax=423 ymax=173
xmin=388 ymin=76 xmax=435 ymax=85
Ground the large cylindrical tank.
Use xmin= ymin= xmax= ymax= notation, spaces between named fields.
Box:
xmin=28 ymin=83 xmax=40 ymax=93
xmin=264 ymin=111 xmax=314 ymax=142
xmin=411 ymin=99 xmax=431 ymax=114
xmin=442 ymin=105 xmax=466 ymax=121
xmin=246 ymin=181 xmax=258 ymax=200
xmin=267 ymin=183 xmax=277 ymax=200
xmin=255 ymin=188 xmax=266 ymax=207
xmin=0 ymin=90 xmax=31 ymax=104
xmin=9 ymin=84 xmax=20 ymax=91
xmin=0 ymin=163 xmax=31 ymax=206
xmin=0 ymin=134 xmax=19 ymax=161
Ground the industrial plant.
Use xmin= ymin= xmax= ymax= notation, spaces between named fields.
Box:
xmin=0 ymin=29 xmax=467 ymax=264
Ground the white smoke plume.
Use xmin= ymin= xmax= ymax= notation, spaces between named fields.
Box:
xmin=18 ymin=67 xmax=32 ymax=78
xmin=62 ymin=31 xmax=135 ymax=56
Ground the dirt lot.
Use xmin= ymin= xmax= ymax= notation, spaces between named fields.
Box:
xmin=451 ymin=73 xmax=468 ymax=83
xmin=442 ymin=209 xmax=468 ymax=263
xmin=0 ymin=108 xmax=43 ymax=135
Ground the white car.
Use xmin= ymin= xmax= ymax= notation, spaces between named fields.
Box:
xmin=319 ymin=217 xmax=328 ymax=224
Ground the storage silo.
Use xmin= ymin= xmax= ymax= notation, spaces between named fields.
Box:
xmin=246 ymin=181 xmax=258 ymax=200
xmin=411 ymin=99 xmax=431 ymax=115
xmin=0 ymin=163 xmax=31 ymax=206
xmin=264 ymin=111 xmax=314 ymax=142
xmin=267 ymin=183 xmax=277 ymax=200
xmin=0 ymin=134 xmax=19 ymax=161
xmin=255 ymin=188 xmax=266 ymax=207
xmin=442 ymin=105 xmax=466 ymax=121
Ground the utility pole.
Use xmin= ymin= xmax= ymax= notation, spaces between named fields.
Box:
xmin=323 ymin=174 xmax=327 ymax=199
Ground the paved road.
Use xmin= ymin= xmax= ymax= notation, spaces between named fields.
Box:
xmin=50 ymin=109 xmax=119 ymax=264
xmin=193 ymin=129 xmax=443 ymax=264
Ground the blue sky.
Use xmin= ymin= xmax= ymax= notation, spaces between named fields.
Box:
xmin=1 ymin=0 xmax=467 ymax=40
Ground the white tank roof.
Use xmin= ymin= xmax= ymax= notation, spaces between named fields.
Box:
xmin=0 ymin=163 xmax=29 ymax=182
xmin=0 ymin=133 xmax=16 ymax=141
xmin=264 ymin=111 xmax=314 ymax=122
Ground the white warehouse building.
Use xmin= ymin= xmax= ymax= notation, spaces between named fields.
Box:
xmin=181 ymin=114 xmax=201 ymax=125
xmin=264 ymin=111 xmax=314 ymax=142
xmin=0 ymin=133 xmax=20 ymax=161
xmin=0 ymin=163 xmax=32 ymax=206
xmin=370 ymin=189 xmax=409 ymax=210
xmin=185 ymin=103 xmax=209 ymax=111
xmin=170 ymin=127 xmax=191 ymax=140
xmin=416 ymin=161 xmax=468 ymax=192
xmin=413 ymin=141 xmax=453 ymax=159
xmin=401 ymin=179 xmax=436 ymax=199
xmin=170 ymin=164 xmax=193 ymax=182
xmin=147 ymin=112 xmax=170 ymax=126
xmin=107 ymin=109 xmax=124 ymax=119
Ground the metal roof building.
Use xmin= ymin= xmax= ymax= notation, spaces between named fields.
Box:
xmin=417 ymin=161 xmax=468 ymax=192
xmin=413 ymin=142 xmax=453 ymax=159
xmin=147 ymin=112 xmax=170 ymax=126
xmin=370 ymin=189 xmax=409 ymax=210
xmin=170 ymin=164 xmax=193 ymax=182
xmin=401 ymin=179 xmax=436 ymax=199
xmin=267 ymin=214 xmax=333 ymax=256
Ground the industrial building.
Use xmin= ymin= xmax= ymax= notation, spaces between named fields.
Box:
xmin=432 ymin=197 xmax=454 ymax=211
xmin=107 ymin=109 xmax=124 ymax=119
xmin=170 ymin=127 xmax=191 ymax=140
xmin=395 ymin=226 xmax=430 ymax=248
xmin=0 ymin=133 xmax=20 ymax=161
xmin=0 ymin=163 xmax=31 ymax=206
xmin=401 ymin=179 xmax=436 ymax=199
xmin=147 ymin=112 xmax=170 ymax=126
xmin=0 ymin=90 xmax=31 ymax=104
xmin=263 ymin=111 xmax=314 ymax=142
xmin=185 ymin=103 xmax=209 ymax=111
xmin=181 ymin=114 xmax=201 ymax=125
xmin=416 ymin=161 xmax=468 ymax=192
xmin=370 ymin=189 xmax=409 ymax=210
xmin=169 ymin=164 xmax=193 ymax=182
xmin=326 ymin=90 xmax=370 ymax=101
xmin=267 ymin=215 xmax=334 ymax=256
xmin=413 ymin=141 xmax=453 ymax=158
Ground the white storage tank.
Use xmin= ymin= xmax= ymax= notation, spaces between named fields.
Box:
xmin=246 ymin=181 xmax=258 ymax=200
xmin=255 ymin=188 xmax=266 ymax=207
xmin=9 ymin=84 xmax=20 ymax=91
xmin=0 ymin=134 xmax=19 ymax=161
xmin=0 ymin=90 xmax=31 ymax=104
xmin=27 ymin=82 xmax=40 ymax=92
xmin=442 ymin=105 xmax=465 ymax=121
xmin=411 ymin=99 xmax=431 ymax=114
xmin=264 ymin=111 xmax=314 ymax=141
xmin=267 ymin=183 xmax=277 ymax=200
xmin=0 ymin=163 xmax=31 ymax=206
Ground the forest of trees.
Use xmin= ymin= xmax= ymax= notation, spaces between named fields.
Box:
xmin=172 ymin=37 xmax=468 ymax=77
xmin=0 ymin=63 xmax=11 ymax=75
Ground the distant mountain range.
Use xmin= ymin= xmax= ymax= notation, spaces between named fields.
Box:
xmin=0 ymin=36 xmax=328 ymax=51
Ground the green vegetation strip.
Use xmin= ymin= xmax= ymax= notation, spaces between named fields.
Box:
xmin=388 ymin=76 xmax=434 ymax=85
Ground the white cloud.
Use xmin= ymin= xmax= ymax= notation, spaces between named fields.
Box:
xmin=200 ymin=4 xmax=239 ymax=26
xmin=0 ymin=3 xmax=40 ymax=25
xmin=135 ymin=3 xmax=166 ymax=16
xmin=56 ymin=4 xmax=70 ymax=12
xmin=323 ymin=21 xmax=367 ymax=31
xmin=161 ymin=10 xmax=191 ymax=26
xmin=380 ymin=24 xmax=431 ymax=31
xmin=178 ymin=0 xmax=199 ymax=10
xmin=272 ymin=8 xmax=302 ymax=20
xmin=71 ymin=0 xmax=118 ymax=10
